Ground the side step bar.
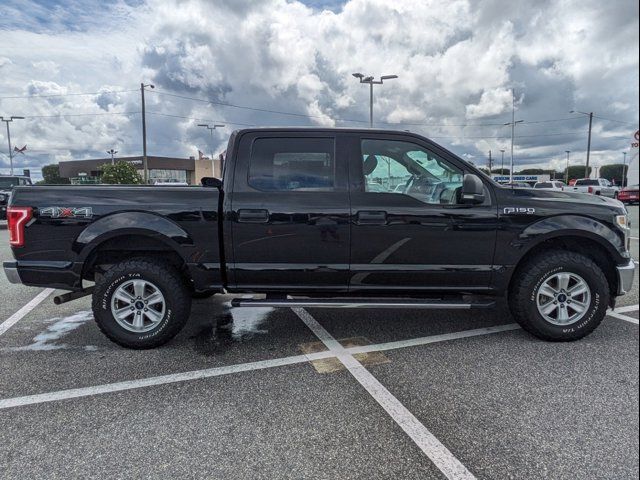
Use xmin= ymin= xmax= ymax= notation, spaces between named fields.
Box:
xmin=231 ymin=298 xmax=496 ymax=309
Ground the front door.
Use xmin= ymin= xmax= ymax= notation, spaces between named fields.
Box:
xmin=229 ymin=131 xmax=350 ymax=292
xmin=348 ymin=134 xmax=498 ymax=293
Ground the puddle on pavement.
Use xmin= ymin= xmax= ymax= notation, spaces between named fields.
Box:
xmin=5 ymin=310 xmax=98 ymax=351
xmin=191 ymin=304 xmax=273 ymax=355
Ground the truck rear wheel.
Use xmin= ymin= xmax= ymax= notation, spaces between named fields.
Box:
xmin=92 ymin=258 xmax=191 ymax=349
xmin=509 ymin=250 xmax=609 ymax=341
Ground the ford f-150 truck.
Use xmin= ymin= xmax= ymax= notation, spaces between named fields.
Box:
xmin=3 ymin=128 xmax=635 ymax=348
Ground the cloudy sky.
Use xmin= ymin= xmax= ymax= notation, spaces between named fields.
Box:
xmin=0 ymin=0 xmax=638 ymax=179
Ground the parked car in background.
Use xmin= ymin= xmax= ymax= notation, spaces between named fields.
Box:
xmin=571 ymin=178 xmax=620 ymax=198
xmin=153 ymin=179 xmax=190 ymax=186
xmin=618 ymin=184 xmax=639 ymax=205
xmin=502 ymin=182 xmax=531 ymax=188
xmin=534 ymin=181 xmax=566 ymax=191
xmin=0 ymin=175 xmax=32 ymax=220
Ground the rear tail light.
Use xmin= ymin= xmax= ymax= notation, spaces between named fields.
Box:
xmin=588 ymin=186 xmax=594 ymax=194
xmin=7 ymin=207 xmax=32 ymax=247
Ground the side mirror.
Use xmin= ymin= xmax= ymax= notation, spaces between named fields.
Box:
xmin=461 ymin=174 xmax=485 ymax=204
xmin=201 ymin=177 xmax=223 ymax=189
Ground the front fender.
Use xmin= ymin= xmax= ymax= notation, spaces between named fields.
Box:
xmin=516 ymin=214 xmax=626 ymax=263
xmin=73 ymin=211 xmax=193 ymax=262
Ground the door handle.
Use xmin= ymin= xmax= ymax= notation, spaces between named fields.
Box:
xmin=356 ymin=210 xmax=387 ymax=225
xmin=237 ymin=209 xmax=269 ymax=223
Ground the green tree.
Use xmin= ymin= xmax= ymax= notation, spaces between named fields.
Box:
xmin=599 ymin=164 xmax=626 ymax=186
xmin=491 ymin=168 xmax=509 ymax=175
xmin=40 ymin=164 xmax=70 ymax=184
xmin=565 ymin=165 xmax=591 ymax=181
xmin=100 ymin=161 xmax=143 ymax=184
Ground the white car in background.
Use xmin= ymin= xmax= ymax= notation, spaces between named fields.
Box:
xmin=571 ymin=178 xmax=620 ymax=198
xmin=534 ymin=180 xmax=566 ymax=191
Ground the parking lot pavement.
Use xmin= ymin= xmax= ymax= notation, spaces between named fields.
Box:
xmin=0 ymin=209 xmax=638 ymax=479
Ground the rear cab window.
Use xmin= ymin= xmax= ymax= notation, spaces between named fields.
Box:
xmin=248 ymin=137 xmax=335 ymax=192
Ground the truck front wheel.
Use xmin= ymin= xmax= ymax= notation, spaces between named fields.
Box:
xmin=92 ymin=258 xmax=192 ymax=349
xmin=509 ymin=250 xmax=609 ymax=341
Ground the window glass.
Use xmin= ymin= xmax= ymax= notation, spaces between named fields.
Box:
xmin=361 ymin=139 xmax=463 ymax=205
xmin=575 ymin=179 xmax=599 ymax=186
xmin=249 ymin=137 xmax=335 ymax=191
xmin=535 ymin=182 xmax=552 ymax=188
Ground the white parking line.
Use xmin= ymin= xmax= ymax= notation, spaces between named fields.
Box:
xmin=293 ymin=308 xmax=476 ymax=480
xmin=349 ymin=323 xmax=520 ymax=354
xmin=0 ymin=321 xmax=518 ymax=411
xmin=608 ymin=311 xmax=639 ymax=325
xmin=0 ymin=351 xmax=334 ymax=410
xmin=613 ymin=304 xmax=639 ymax=314
xmin=0 ymin=288 xmax=55 ymax=337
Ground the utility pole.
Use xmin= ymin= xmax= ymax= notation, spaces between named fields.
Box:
xmin=0 ymin=116 xmax=24 ymax=175
xmin=570 ymin=110 xmax=594 ymax=178
xmin=488 ymin=150 xmax=492 ymax=172
xmin=197 ymin=124 xmax=225 ymax=177
xmin=565 ymin=150 xmax=570 ymax=184
xmin=352 ymin=73 xmax=398 ymax=127
xmin=504 ymin=89 xmax=523 ymax=183
xmin=622 ymin=151 xmax=627 ymax=187
xmin=107 ymin=149 xmax=118 ymax=165
xmin=140 ymin=83 xmax=155 ymax=183
xmin=500 ymin=149 xmax=505 ymax=177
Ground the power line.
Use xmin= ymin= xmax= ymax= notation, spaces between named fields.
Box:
xmin=146 ymin=111 xmax=254 ymax=127
xmin=0 ymin=88 xmax=138 ymax=100
xmin=21 ymin=111 xmax=140 ymax=119
xmin=592 ymin=114 xmax=638 ymax=126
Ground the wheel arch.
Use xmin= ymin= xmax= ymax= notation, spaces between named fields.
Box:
xmin=507 ymin=234 xmax=619 ymax=307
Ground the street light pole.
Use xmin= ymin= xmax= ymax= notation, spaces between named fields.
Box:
xmin=352 ymin=73 xmax=398 ymax=128
xmin=1 ymin=116 xmax=24 ymax=175
xmin=140 ymin=83 xmax=155 ymax=183
xmin=107 ymin=149 xmax=118 ymax=165
xmin=197 ymin=124 xmax=225 ymax=177
xmin=565 ymin=150 xmax=570 ymax=184
xmin=504 ymin=90 xmax=523 ymax=184
xmin=500 ymin=149 xmax=505 ymax=176
xmin=622 ymin=151 xmax=627 ymax=187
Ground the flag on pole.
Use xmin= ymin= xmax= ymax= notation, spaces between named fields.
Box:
xmin=13 ymin=145 xmax=27 ymax=154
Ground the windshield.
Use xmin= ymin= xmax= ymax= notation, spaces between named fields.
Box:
xmin=535 ymin=182 xmax=552 ymax=188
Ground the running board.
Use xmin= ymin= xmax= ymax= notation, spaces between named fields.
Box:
xmin=230 ymin=298 xmax=496 ymax=309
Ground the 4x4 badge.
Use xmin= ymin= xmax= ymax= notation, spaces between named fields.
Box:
xmin=40 ymin=206 xmax=93 ymax=219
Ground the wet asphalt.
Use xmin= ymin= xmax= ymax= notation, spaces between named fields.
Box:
xmin=0 ymin=206 xmax=638 ymax=479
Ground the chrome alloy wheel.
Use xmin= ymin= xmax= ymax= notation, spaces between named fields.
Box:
xmin=536 ymin=272 xmax=591 ymax=326
xmin=110 ymin=279 xmax=166 ymax=333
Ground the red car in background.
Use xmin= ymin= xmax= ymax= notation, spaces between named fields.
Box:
xmin=618 ymin=184 xmax=639 ymax=205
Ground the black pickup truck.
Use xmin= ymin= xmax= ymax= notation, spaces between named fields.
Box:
xmin=3 ymin=128 xmax=635 ymax=348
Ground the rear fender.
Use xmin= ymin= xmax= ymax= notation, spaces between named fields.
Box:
xmin=74 ymin=211 xmax=193 ymax=262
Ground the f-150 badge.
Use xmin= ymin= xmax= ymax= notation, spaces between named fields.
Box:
xmin=40 ymin=206 xmax=93 ymax=219
xmin=503 ymin=207 xmax=535 ymax=214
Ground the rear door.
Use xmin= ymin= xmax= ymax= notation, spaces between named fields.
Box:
xmin=347 ymin=133 xmax=498 ymax=293
xmin=228 ymin=131 xmax=350 ymax=292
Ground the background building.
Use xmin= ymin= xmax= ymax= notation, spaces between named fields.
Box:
xmin=58 ymin=155 xmax=221 ymax=184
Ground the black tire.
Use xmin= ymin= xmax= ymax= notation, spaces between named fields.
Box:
xmin=191 ymin=290 xmax=216 ymax=299
xmin=509 ymin=250 xmax=609 ymax=341
xmin=92 ymin=258 xmax=191 ymax=349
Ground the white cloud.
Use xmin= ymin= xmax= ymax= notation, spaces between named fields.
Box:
xmin=0 ymin=0 xmax=637 ymax=178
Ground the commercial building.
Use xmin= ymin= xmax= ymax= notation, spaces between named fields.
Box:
xmin=58 ymin=155 xmax=222 ymax=185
